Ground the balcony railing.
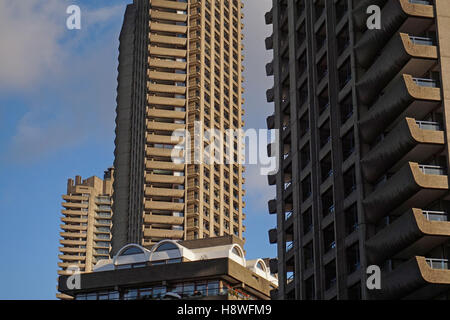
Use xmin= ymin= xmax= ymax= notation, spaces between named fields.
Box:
xmin=416 ymin=120 xmax=441 ymax=131
xmin=409 ymin=0 xmax=432 ymax=4
xmin=423 ymin=210 xmax=449 ymax=222
xmin=413 ymin=77 xmax=438 ymax=88
xmin=426 ymin=258 xmax=450 ymax=270
xmin=419 ymin=165 xmax=445 ymax=175
xmin=409 ymin=36 xmax=434 ymax=46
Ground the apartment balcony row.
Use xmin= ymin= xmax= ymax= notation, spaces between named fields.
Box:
xmin=145 ymin=186 xmax=185 ymax=198
xmin=60 ymin=231 xmax=87 ymax=239
xmin=61 ymin=202 xmax=88 ymax=210
xmin=371 ymin=256 xmax=450 ymax=300
xmin=148 ymin=21 xmax=187 ymax=36
xmin=147 ymin=83 xmax=186 ymax=97
xmin=364 ymin=162 xmax=448 ymax=224
xmin=58 ymin=254 xmax=86 ymax=262
xmin=359 ymin=74 xmax=441 ymax=143
xmin=146 ymin=147 xmax=183 ymax=159
xmin=143 ymin=228 xmax=184 ymax=240
xmin=59 ymin=247 xmax=86 ymax=254
xmin=147 ymin=120 xmax=185 ymax=133
xmin=361 ymin=117 xmax=444 ymax=183
xmin=357 ymin=32 xmax=437 ymax=106
xmin=147 ymin=95 xmax=186 ymax=108
xmin=149 ymin=33 xmax=187 ymax=47
xmin=144 ymin=200 xmax=184 ymax=212
xmin=145 ymin=174 xmax=185 ymax=185
xmin=60 ymin=239 xmax=85 ymax=246
xmin=355 ymin=0 xmax=434 ymax=68
xmin=148 ymin=58 xmax=186 ymax=71
xmin=62 ymin=194 xmax=88 ymax=202
xmin=145 ymin=160 xmax=185 ymax=172
xmin=58 ymin=262 xmax=85 ymax=269
xmin=148 ymin=45 xmax=186 ymax=59
xmin=61 ymin=209 xmax=88 ymax=217
xmin=146 ymin=134 xmax=183 ymax=146
xmin=61 ymin=217 xmax=88 ymax=224
xmin=149 ymin=9 xmax=187 ymax=23
xmin=144 ymin=214 xmax=184 ymax=226
xmin=150 ymin=0 xmax=188 ymax=11
xmin=60 ymin=224 xmax=87 ymax=232
xmin=367 ymin=208 xmax=450 ymax=265
xmin=147 ymin=70 xmax=186 ymax=83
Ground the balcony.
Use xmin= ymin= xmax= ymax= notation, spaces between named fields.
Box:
xmin=366 ymin=208 xmax=450 ymax=265
xmin=145 ymin=187 xmax=184 ymax=198
xmin=361 ymin=118 xmax=444 ymax=182
xmin=145 ymin=201 xmax=184 ymax=212
xmin=357 ymin=33 xmax=437 ymax=105
xmin=359 ymin=74 xmax=441 ymax=143
xmin=144 ymin=214 xmax=184 ymax=225
xmin=268 ymin=228 xmax=277 ymax=244
xmin=145 ymin=174 xmax=184 ymax=185
xmin=363 ymin=162 xmax=448 ymax=223
xmin=268 ymin=199 xmax=277 ymax=214
xmin=267 ymin=114 xmax=275 ymax=130
xmin=144 ymin=228 xmax=184 ymax=240
xmin=371 ymin=256 xmax=450 ymax=300
xmin=355 ymin=0 xmax=434 ymax=68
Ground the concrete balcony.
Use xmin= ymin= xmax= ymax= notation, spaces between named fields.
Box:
xmin=146 ymin=186 xmax=184 ymax=198
xmin=146 ymin=147 xmax=183 ymax=159
xmin=60 ymin=231 xmax=87 ymax=239
xmin=149 ymin=45 xmax=186 ymax=58
xmin=359 ymin=74 xmax=441 ymax=143
xmin=144 ymin=200 xmax=184 ymax=212
xmin=148 ymin=70 xmax=186 ymax=82
xmin=268 ymin=199 xmax=277 ymax=214
xmin=61 ymin=202 xmax=88 ymax=209
xmin=58 ymin=254 xmax=86 ymax=262
xmin=61 ymin=217 xmax=87 ymax=224
xmin=149 ymin=34 xmax=187 ymax=46
xmin=59 ymin=247 xmax=86 ymax=254
xmin=147 ymin=121 xmax=185 ymax=132
xmin=366 ymin=208 xmax=450 ymax=265
xmin=62 ymin=195 xmax=88 ymax=202
xmin=60 ymin=224 xmax=87 ymax=232
xmin=357 ymin=33 xmax=437 ymax=105
xmin=364 ymin=162 xmax=448 ymax=223
xmin=147 ymin=95 xmax=186 ymax=107
xmin=361 ymin=118 xmax=444 ymax=183
xmin=265 ymin=34 xmax=273 ymax=50
xmin=147 ymin=108 xmax=185 ymax=120
xmin=144 ymin=228 xmax=184 ymax=239
xmin=355 ymin=0 xmax=434 ymax=68
xmin=265 ymin=9 xmax=273 ymax=25
xmin=149 ymin=10 xmax=187 ymax=23
xmin=145 ymin=160 xmax=184 ymax=172
xmin=145 ymin=174 xmax=185 ymax=185
xmin=58 ymin=262 xmax=85 ymax=269
xmin=61 ymin=209 xmax=86 ymax=216
xmin=267 ymin=115 xmax=275 ymax=130
xmin=147 ymin=82 xmax=186 ymax=95
xmin=146 ymin=134 xmax=183 ymax=146
xmin=148 ymin=58 xmax=186 ymax=70
xmin=144 ymin=214 xmax=184 ymax=225
xmin=151 ymin=0 xmax=188 ymax=11
xmin=60 ymin=239 xmax=85 ymax=246
xmin=371 ymin=256 xmax=450 ymax=300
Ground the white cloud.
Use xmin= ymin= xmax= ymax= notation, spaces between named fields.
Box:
xmin=0 ymin=0 xmax=66 ymax=90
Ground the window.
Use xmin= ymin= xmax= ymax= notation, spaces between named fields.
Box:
xmin=304 ymin=242 xmax=314 ymax=269
xmin=342 ymin=129 xmax=355 ymax=160
xmin=323 ymin=223 xmax=335 ymax=253
xmin=347 ymin=243 xmax=361 ymax=274
xmin=338 ymin=59 xmax=351 ymax=89
xmin=303 ymin=208 xmax=313 ymax=234
xmin=345 ymin=204 xmax=359 ymax=235
xmin=155 ymin=242 xmax=179 ymax=252
xmin=302 ymin=175 xmax=312 ymax=201
xmin=305 ymin=276 xmax=315 ymax=300
xmin=322 ymin=188 xmax=334 ymax=217
xmin=343 ymin=166 xmax=356 ymax=197
xmin=325 ymin=260 xmax=337 ymax=290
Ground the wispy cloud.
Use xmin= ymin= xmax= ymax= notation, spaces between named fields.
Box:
xmin=1 ymin=1 xmax=126 ymax=163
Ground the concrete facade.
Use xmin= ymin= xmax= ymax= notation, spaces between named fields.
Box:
xmin=112 ymin=0 xmax=246 ymax=254
xmin=266 ymin=0 xmax=450 ymax=300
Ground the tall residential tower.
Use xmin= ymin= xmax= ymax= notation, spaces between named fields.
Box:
xmin=57 ymin=168 xmax=114 ymax=299
xmin=112 ymin=0 xmax=246 ymax=254
xmin=266 ymin=0 xmax=450 ymax=300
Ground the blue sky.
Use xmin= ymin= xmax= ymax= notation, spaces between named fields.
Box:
xmin=0 ymin=0 xmax=275 ymax=299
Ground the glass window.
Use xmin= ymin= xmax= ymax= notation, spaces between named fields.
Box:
xmin=124 ymin=289 xmax=138 ymax=300
xmin=120 ymin=246 xmax=143 ymax=256
xmin=155 ymin=242 xmax=179 ymax=252
xmin=207 ymin=281 xmax=220 ymax=296
xmin=152 ymin=286 xmax=167 ymax=299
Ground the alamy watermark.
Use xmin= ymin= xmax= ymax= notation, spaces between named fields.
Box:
xmin=66 ymin=5 xmax=81 ymax=30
